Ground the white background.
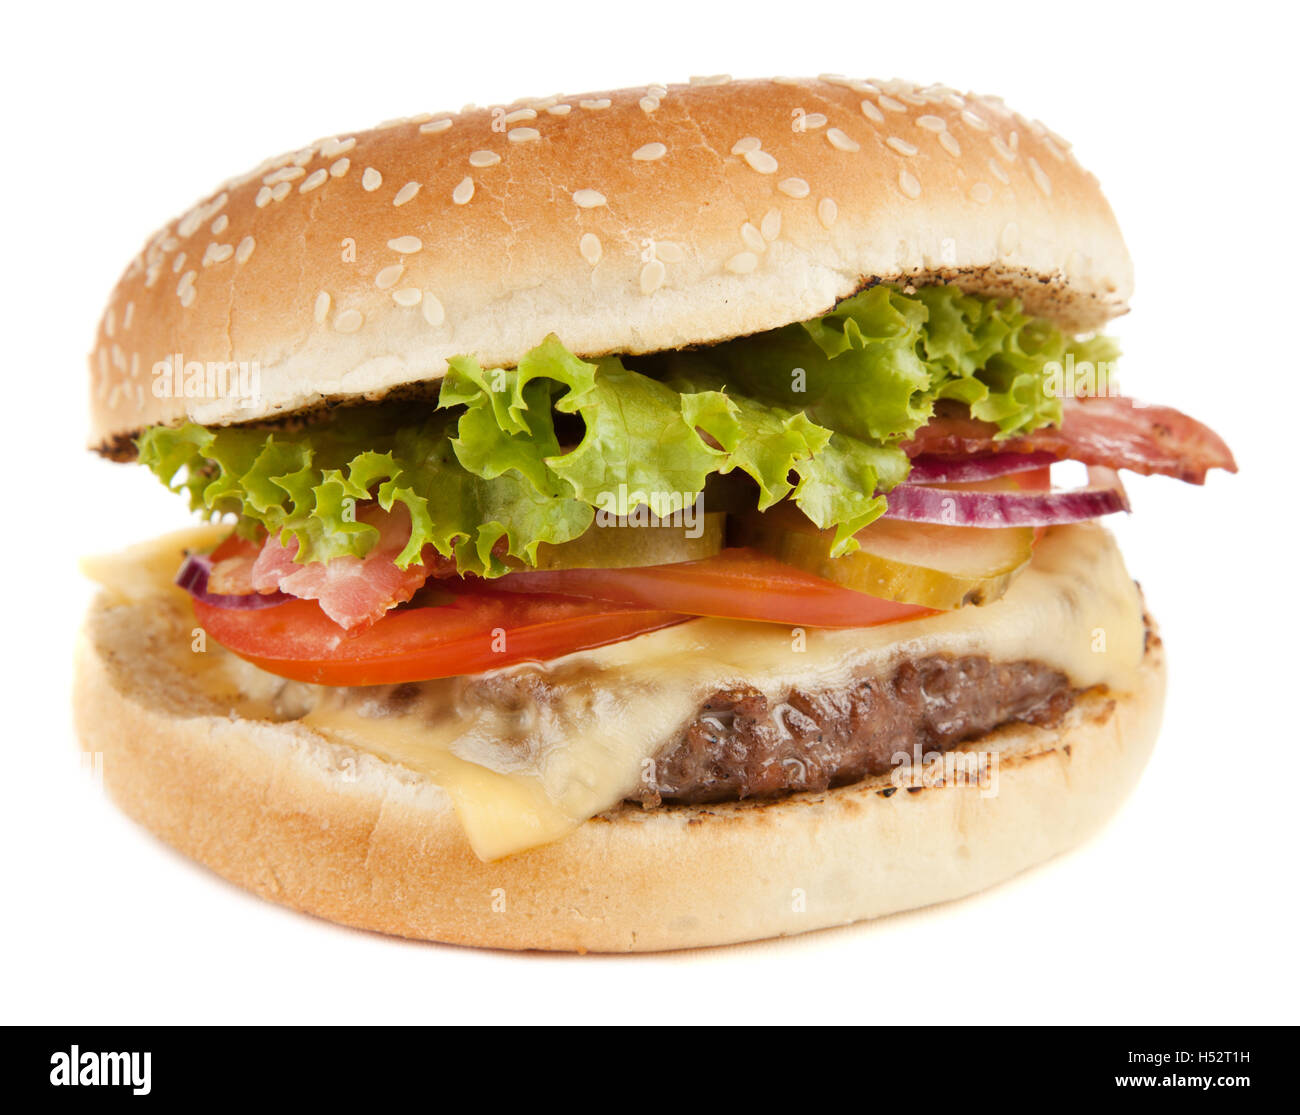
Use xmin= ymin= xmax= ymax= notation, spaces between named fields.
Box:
xmin=2 ymin=0 xmax=1294 ymax=1025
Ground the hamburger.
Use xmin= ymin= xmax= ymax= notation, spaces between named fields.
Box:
xmin=78 ymin=75 xmax=1235 ymax=951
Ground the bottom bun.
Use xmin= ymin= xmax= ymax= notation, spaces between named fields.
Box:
xmin=74 ymin=590 xmax=1165 ymax=953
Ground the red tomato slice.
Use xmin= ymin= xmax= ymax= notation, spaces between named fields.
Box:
xmin=196 ymin=537 xmax=687 ymax=684
xmin=193 ymin=589 xmax=689 ymax=686
xmin=485 ymin=548 xmax=934 ymax=628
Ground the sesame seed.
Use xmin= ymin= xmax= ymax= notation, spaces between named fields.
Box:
xmin=740 ymin=222 xmax=765 ymax=254
xmin=334 ymin=309 xmax=363 ymax=333
xmin=422 ymin=293 xmax=446 ymax=327
xmin=860 ymin=99 xmax=885 ymax=124
xmin=992 ymin=136 xmax=1016 ymax=163
xmin=938 ymin=132 xmax=961 ymax=157
xmin=173 ymin=253 xmax=187 ymax=273
xmin=1028 ymin=157 xmax=1052 ymax=196
xmin=453 ymin=177 xmax=475 ymax=205
xmin=388 ymin=236 xmax=423 ymax=253
xmin=689 ymin=74 xmax=731 ymax=86
xmin=573 ymin=189 xmax=606 ymax=208
xmin=803 ymin=113 xmax=827 ymax=130
xmin=419 ymin=118 xmax=453 ymax=134
xmin=648 ymin=83 xmax=667 ymax=97
xmin=726 ymin=252 xmax=758 ymax=274
xmin=826 ymin=127 xmax=859 ymax=152
xmin=961 ymin=110 xmax=989 ymax=131
xmin=818 ymin=197 xmax=838 ymax=228
xmin=362 ymin=167 xmax=382 ymax=191
xmin=826 ymin=76 xmax=876 ymax=94
xmin=530 ymin=96 xmax=560 ymax=109
xmin=640 ymin=259 xmax=666 ymax=294
xmin=547 ymin=104 xmax=572 ymax=115
xmin=886 ymin=137 xmax=918 ymax=156
xmin=255 ymin=186 xmax=273 ymax=208
xmin=988 ymin=158 xmax=1010 ymax=184
xmin=760 ymin=208 xmax=782 ymax=240
xmin=123 ymin=302 xmax=135 ymax=330
xmin=916 ymin=115 xmax=947 ymax=132
xmin=655 ymin=241 xmax=685 ymax=263
xmin=330 ymin=157 xmax=350 ymax=177
xmin=639 ymin=97 xmax=659 ymax=113
xmin=394 ymin=181 xmax=420 ymax=206
xmin=211 ymin=214 xmax=229 ymax=234
xmin=271 ymin=182 xmax=291 ymax=202
xmin=104 ymin=309 xmax=115 ymax=338
xmin=898 ymin=170 xmax=922 ymax=199
xmin=744 ymin=149 xmax=778 ymax=174
xmin=320 ymin=137 xmax=356 ymax=157
xmin=375 ymin=264 xmax=404 ymax=289
xmin=999 ymin=222 xmax=1019 ymax=257
xmin=878 ymin=95 xmax=907 ymax=112
xmin=503 ymin=108 xmax=536 ymax=124
xmin=300 ymin=169 xmax=328 ymax=193
xmin=235 ymin=236 xmax=255 ymax=263
xmin=1042 ymin=136 xmax=1066 ymax=162
xmin=579 ymin=98 xmax=611 ymax=110
xmin=898 ymin=92 xmax=927 ymax=107
xmin=177 ymin=269 xmax=196 ymax=300
xmin=771 ymin=76 xmax=802 ymax=86
xmin=508 ymin=127 xmax=540 ymax=142
xmin=778 ymin=177 xmax=810 ymax=199
xmin=264 ymin=166 xmax=305 ymax=185
xmin=1009 ymin=130 xmax=1020 ymax=150
xmin=579 ymin=233 xmax=602 ymax=265
xmin=392 ymin=288 xmax=422 ymax=307
xmin=469 ymin=149 xmax=501 ymax=167
xmin=731 ymin=137 xmax=761 ymax=155
xmin=633 ymin=142 xmax=667 ymax=161
xmin=969 ymin=183 xmax=993 ymax=204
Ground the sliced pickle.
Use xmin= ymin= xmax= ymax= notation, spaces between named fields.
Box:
xmin=733 ymin=506 xmax=1035 ymax=609
xmin=523 ymin=512 xmax=725 ymax=571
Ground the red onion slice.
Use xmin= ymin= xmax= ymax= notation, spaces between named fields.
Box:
xmin=905 ymin=451 xmax=1058 ymax=484
xmin=882 ymin=471 xmax=1130 ymax=528
xmin=176 ymin=553 xmax=291 ymax=609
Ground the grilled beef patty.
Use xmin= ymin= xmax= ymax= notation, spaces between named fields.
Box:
xmin=630 ymin=656 xmax=1074 ymax=807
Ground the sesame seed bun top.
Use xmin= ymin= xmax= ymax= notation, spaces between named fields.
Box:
xmin=89 ymin=75 xmax=1132 ymax=453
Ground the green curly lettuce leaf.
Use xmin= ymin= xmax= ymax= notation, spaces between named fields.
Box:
xmin=137 ymin=285 xmax=1115 ymax=572
xmin=442 ymin=342 xmax=903 ymax=557
xmin=651 ymin=283 xmax=1117 ymax=441
xmin=137 ymin=405 xmax=595 ymax=576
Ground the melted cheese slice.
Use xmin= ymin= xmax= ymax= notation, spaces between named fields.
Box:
xmin=87 ymin=523 xmax=1146 ymax=861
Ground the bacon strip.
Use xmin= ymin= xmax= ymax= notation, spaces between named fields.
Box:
xmin=903 ymin=396 xmax=1237 ymax=484
xmin=249 ymin=504 xmax=434 ymax=632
